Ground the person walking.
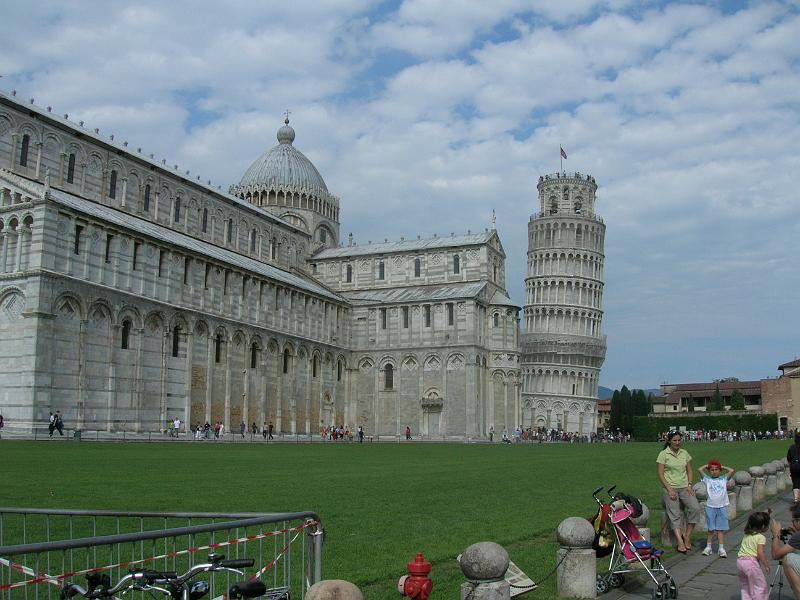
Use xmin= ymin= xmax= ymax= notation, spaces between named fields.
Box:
xmin=240 ymin=421 xmax=245 ymax=438
xmin=268 ymin=422 xmax=274 ymax=440
xmin=48 ymin=412 xmax=55 ymax=437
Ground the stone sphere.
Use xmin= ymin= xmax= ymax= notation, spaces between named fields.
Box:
xmin=556 ymin=517 xmax=596 ymax=549
xmin=734 ymin=471 xmax=753 ymax=485
xmin=307 ymin=580 xmax=363 ymax=600
xmin=749 ymin=466 xmax=765 ymax=477
xmin=693 ymin=481 xmax=708 ymax=501
xmin=763 ymin=463 xmax=777 ymax=475
xmin=727 ymin=477 xmax=736 ymax=490
xmin=460 ymin=541 xmax=509 ymax=581
xmin=631 ymin=502 xmax=650 ymax=526
xmin=773 ymin=460 xmax=785 ymax=472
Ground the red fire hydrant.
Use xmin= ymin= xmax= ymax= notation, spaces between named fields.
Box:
xmin=397 ymin=553 xmax=432 ymax=600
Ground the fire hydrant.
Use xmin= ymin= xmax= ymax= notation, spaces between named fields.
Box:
xmin=397 ymin=553 xmax=432 ymax=600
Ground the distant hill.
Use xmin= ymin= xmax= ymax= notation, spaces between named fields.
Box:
xmin=598 ymin=386 xmax=661 ymax=400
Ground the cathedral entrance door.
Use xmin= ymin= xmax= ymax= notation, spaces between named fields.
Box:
xmin=426 ymin=411 xmax=440 ymax=438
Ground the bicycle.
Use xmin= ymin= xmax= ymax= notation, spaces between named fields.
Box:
xmin=60 ymin=553 xmax=266 ymax=599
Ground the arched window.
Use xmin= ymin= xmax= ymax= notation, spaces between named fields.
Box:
xmin=174 ymin=198 xmax=181 ymax=223
xmin=250 ymin=228 xmax=257 ymax=252
xmin=424 ymin=305 xmax=431 ymax=327
xmin=143 ymin=185 xmax=151 ymax=212
xmin=66 ymin=153 xmax=76 ymax=184
xmin=549 ymin=196 xmax=558 ymax=214
xmin=447 ymin=303 xmax=454 ymax=326
xmin=215 ymin=334 xmax=222 ymax=363
xmin=227 ymin=218 xmax=233 ymax=243
xmin=201 ymin=208 xmax=208 ymax=233
xmin=320 ymin=228 xmax=327 ymax=243
xmin=270 ymin=238 xmax=276 ymax=259
xmin=384 ymin=364 xmax=394 ymax=390
xmin=121 ymin=320 xmax=131 ymax=350
xmin=493 ymin=313 xmax=499 ymax=327
xmin=414 ymin=258 xmax=421 ymax=277
xmin=172 ymin=326 xmax=181 ymax=358
xmin=313 ymin=356 xmax=319 ymax=377
xmin=574 ymin=199 xmax=582 ymax=215
xmin=378 ymin=260 xmax=385 ymax=280
xmin=19 ymin=134 xmax=30 ymax=167
xmin=283 ymin=349 xmax=290 ymax=374
xmin=453 ymin=254 xmax=460 ymax=274
xmin=250 ymin=342 xmax=258 ymax=369
xmin=108 ymin=170 xmax=117 ymax=199
xmin=346 ymin=264 xmax=352 ymax=283
xmin=337 ymin=360 xmax=342 ymax=382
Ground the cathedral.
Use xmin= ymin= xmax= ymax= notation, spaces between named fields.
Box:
xmin=0 ymin=89 xmax=605 ymax=438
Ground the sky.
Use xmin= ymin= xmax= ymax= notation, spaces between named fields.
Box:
xmin=2 ymin=0 xmax=798 ymax=390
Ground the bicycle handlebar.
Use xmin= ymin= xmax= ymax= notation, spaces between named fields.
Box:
xmin=61 ymin=557 xmax=257 ymax=598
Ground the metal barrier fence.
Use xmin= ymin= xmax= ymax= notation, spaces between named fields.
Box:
xmin=0 ymin=508 xmax=323 ymax=599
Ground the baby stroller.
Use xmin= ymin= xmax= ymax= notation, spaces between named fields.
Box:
xmin=591 ymin=486 xmax=677 ymax=599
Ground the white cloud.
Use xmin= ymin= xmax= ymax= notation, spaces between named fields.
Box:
xmin=2 ymin=0 xmax=799 ymax=389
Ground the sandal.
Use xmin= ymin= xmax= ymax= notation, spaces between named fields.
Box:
xmin=676 ymin=546 xmax=688 ymax=554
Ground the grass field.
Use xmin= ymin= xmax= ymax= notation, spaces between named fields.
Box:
xmin=0 ymin=439 xmax=789 ymax=599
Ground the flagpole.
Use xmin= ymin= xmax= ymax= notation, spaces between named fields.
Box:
xmin=560 ymin=145 xmax=562 ymax=174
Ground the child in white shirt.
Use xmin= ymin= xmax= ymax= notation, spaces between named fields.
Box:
xmin=699 ymin=459 xmax=735 ymax=557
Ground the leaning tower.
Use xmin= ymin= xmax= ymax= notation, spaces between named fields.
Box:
xmin=520 ymin=172 xmax=607 ymax=434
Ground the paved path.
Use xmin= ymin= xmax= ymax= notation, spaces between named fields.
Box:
xmin=606 ymin=491 xmax=796 ymax=600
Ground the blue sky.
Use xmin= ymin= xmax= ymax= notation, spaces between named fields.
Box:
xmin=2 ymin=0 xmax=798 ymax=389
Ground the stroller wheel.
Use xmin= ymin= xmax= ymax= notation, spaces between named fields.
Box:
xmin=596 ymin=575 xmax=610 ymax=594
xmin=668 ymin=578 xmax=678 ymax=598
xmin=608 ymin=573 xmax=625 ymax=588
xmin=652 ymin=582 xmax=670 ymax=600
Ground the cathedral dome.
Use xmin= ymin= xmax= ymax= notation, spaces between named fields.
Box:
xmin=237 ymin=118 xmax=328 ymax=194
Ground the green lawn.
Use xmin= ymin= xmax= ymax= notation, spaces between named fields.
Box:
xmin=0 ymin=440 xmax=789 ymax=599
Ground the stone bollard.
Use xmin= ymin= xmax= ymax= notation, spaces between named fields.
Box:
xmin=693 ymin=482 xmax=708 ymax=533
xmin=735 ymin=471 xmax=753 ymax=512
xmin=307 ymin=580 xmax=363 ymax=600
xmin=783 ymin=458 xmax=794 ymax=490
xmin=764 ymin=462 xmax=778 ymax=496
xmin=556 ymin=517 xmax=596 ymax=598
xmin=727 ymin=492 xmax=737 ymax=520
xmin=774 ymin=460 xmax=787 ymax=491
xmin=459 ymin=542 xmax=510 ymax=600
xmin=750 ymin=466 xmax=766 ymax=503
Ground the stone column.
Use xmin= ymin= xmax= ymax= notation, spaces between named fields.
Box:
xmin=460 ymin=542 xmax=510 ymax=600
xmin=556 ymin=517 xmax=596 ymax=598
xmin=764 ymin=462 xmax=778 ymax=496
xmin=224 ymin=340 xmax=232 ymax=429
xmin=750 ymin=466 xmax=766 ymax=504
xmin=735 ymin=471 xmax=753 ymax=512
xmin=184 ymin=330 xmax=194 ymax=430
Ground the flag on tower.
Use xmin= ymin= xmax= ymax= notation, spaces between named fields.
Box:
xmin=560 ymin=147 xmax=568 ymax=160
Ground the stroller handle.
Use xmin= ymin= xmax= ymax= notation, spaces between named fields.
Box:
xmin=607 ymin=485 xmax=616 ymax=495
xmin=592 ymin=486 xmax=604 ymax=496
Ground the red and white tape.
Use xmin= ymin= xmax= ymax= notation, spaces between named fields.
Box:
xmin=0 ymin=520 xmax=317 ymax=591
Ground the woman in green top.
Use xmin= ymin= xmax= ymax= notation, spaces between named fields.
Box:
xmin=657 ymin=431 xmax=702 ymax=553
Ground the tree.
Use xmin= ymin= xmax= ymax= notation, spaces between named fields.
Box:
xmin=730 ymin=390 xmax=746 ymax=411
xmin=610 ymin=389 xmax=622 ymax=431
xmin=707 ymin=384 xmax=723 ymax=411
xmin=688 ymin=395 xmax=695 ymax=412
xmin=619 ymin=385 xmax=633 ymax=433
